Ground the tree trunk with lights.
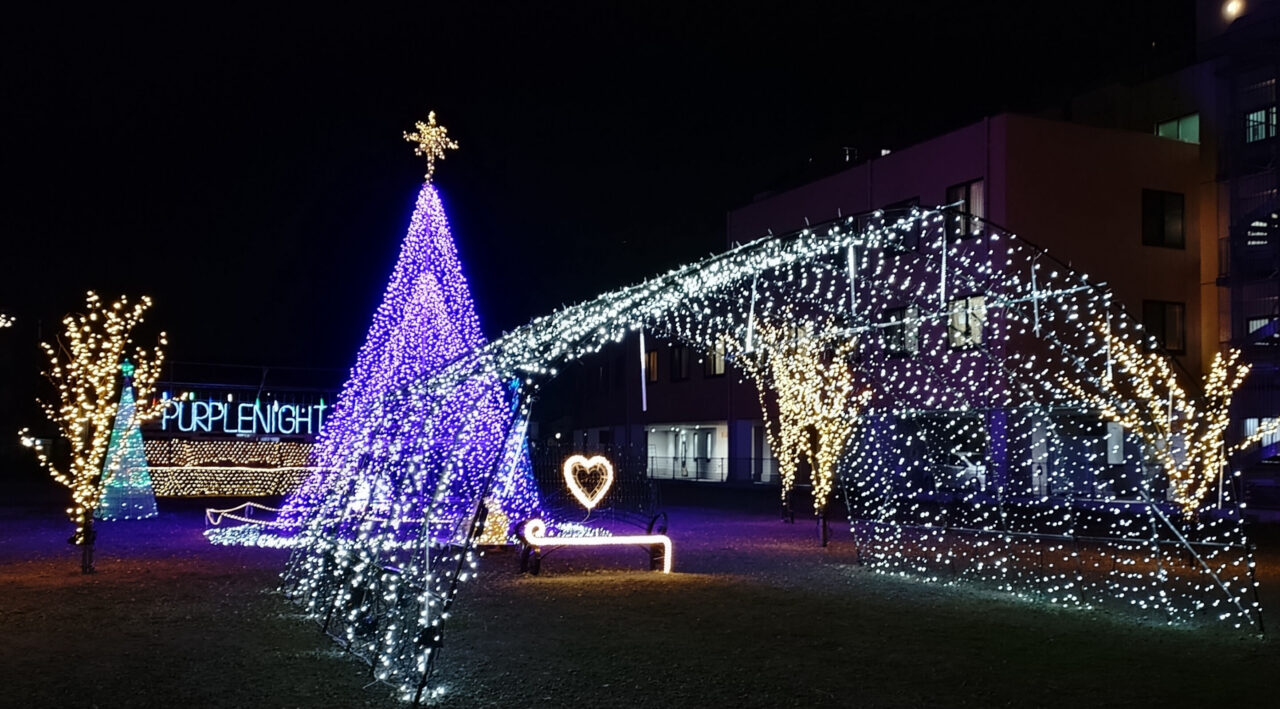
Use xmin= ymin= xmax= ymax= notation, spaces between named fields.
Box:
xmin=78 ymin=514 xmax=96 ymax=574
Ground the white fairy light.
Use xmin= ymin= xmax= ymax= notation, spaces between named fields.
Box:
xmin=283 ymin=205 xmax=1263 ymax=699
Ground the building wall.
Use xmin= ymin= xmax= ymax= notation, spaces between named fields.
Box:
xmin=557 ymin=113 xmax=1215 ymax=487
xmin=1000 ymin=114 xmax=1208 ymax=376
xmin=729 ymin=113 xmax=1209 ymax=375
xmin=727 ymin=121 xmax=995 ymax=246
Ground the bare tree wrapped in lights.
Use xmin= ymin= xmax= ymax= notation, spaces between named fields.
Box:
xmin=20 ymin=292 xmax=166 ymax=573
xmin=732 ymin=315 xmax=872 ymax=520
xmin=1061 ymin=328 xmax=1250 ymax=519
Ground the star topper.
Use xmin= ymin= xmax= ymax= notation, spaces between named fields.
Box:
xmin=403 ymin=111 xmax=459 ymax=182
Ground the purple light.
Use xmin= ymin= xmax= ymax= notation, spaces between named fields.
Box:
xmin=277 ymin=182 xmax=542 ymax=536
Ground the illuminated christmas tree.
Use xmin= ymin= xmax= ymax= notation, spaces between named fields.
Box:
xmin=276 ymin=113 xmax=541 ymax=536
xmin=97 ymin=361 xmax=159 ymax=520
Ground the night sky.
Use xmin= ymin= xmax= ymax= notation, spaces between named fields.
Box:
xmin=2 ymin=2 xmax=1192 ymax=379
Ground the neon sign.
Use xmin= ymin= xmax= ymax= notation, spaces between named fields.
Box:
xmin=160 ymin=398 xmax=328 ymax=436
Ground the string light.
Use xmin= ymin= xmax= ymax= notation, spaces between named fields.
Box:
xmin=205 ymin=500 xmax=287 ymax=526
xmin=150 ymin=466 xmax=320 ymax=497
xmin=271 ymin=180 xmax=1263 ymax=698
xmin=403 ymin=111 xmax=458 ymax=183
xmin=19 ymin=292 xmax=166 ymax=572
xmin=562 ymin=454 xmax=614 ymax=510
xmin=143 ymin=439 xmax=318 ymax=497
xmin=520 ymin=518 xmax=673 ymax=574
xmin=731 ymin=316 xmax=872 ymax=514
xmin=475 ymin=499 xmax=512 ymax=545
xmin=274 ymin=116 xmax=542 ymax=537
xmin=96 ymin=365 xmax=159 ymax=519
xmin=252 ymin=122 xmax=545 ymax=702
xmin=145 ymin=438 xmax=313 ymax=467
xmin=1060 ymin=331 xmax=1250 ymax=519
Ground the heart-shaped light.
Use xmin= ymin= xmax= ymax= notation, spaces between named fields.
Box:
xmin=562 ymin=454 xmax=614 ymax=510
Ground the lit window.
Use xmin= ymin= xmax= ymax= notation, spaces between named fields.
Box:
xmin=1246 ymin=220 xmax=1271 ymax=247
xmin=1244 ymin=417 xmax=1280 ymax=447
xmin=884 ymin=305 xmax=920 ymax=355
xmin=1247 ymin=316 xmax=1274 ymax=334
xmin=1154 ymin=113 xmax=1200 ymax=144
xmin=1143 ymin=300 xmax=1186 ymax=354
xmin=645 ymin=350 xmax=658 ymax=383
xmin=948 ymin=295 xmax=986 ymax=349
xmin=704 ymin=341 xmax=726 ymax=377
xmin=1142 ymin=189 xmax=1185 ymax=249
xmin=1246 ymin=106 xmax=1277 ymax=143
xmin=945 ymin=179 xmax=986 ymax=238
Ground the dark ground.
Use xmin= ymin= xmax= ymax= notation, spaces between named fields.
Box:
xmin=1 ymin=486 xmax=1278 ymax=708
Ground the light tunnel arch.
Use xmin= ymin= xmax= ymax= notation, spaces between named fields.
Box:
xmin=282 ymin=206 xmax=1262 ymax=701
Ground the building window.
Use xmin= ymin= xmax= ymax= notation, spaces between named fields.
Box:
xmin=646 ymin=350 xmax=659 ymax=383
xmin=704 ymin=341 xmax=726 ymax=377
xmin=1247 ymin=219 xmax=1273 ymax=247
xmin=1244 ymin=417 xmax=1280 ymax=448
xmin=1155 ymin=113 xmax=1200 ymax=144
xmin=948 ymin=295 xmax=986 ymax=349
xmin=671 ymin=345 xmax=690 ymax=381
xmin=883 ymin=305 xmax=920 ymax=355
xmin=945 ymin=179 xmax=985 ymax=238
xmin=1141 ymin=189 xmax=1185 ymax=249
xmin=880 ymin=196 xmax=922 ymax=251
xmin=1143 ymin=300 xmax=1186 ymax=354
xmin=1245 ymin=106 xmax=1277 ymax=143
xmin=1247 ymin=316 xmax=1275 ymax=335
xmin=1236 ymin=170 xmax=1279 ymax=217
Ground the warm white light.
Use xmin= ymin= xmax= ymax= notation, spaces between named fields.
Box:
xmin=521 ymin=518 xmax=672 ymax=573
xmin=562 ymin=454 xmax=614 ymax=510
xmin=19 ymin=291 xmax=167 ymax=560
xmin=1224 ymin=1 xmax=1244 ymax=19
xmin=274 ymin=197 xmax=1264 ymax=701
xmin=143 ymin=439 xmax=318 ymax=496
xmin=403 ymin=112 xmax=458 ymax=182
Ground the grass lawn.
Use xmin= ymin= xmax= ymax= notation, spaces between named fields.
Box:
xmin=1 ymin=496 xmax=1277 ymax=708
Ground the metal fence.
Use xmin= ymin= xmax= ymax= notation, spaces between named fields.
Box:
xmin=530 ymin=444 xmax=661 ymax=528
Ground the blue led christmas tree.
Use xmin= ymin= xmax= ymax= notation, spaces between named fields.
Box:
xmin=274 ymin=113 xmax=542 ymax=537
xmin=96 ymin=361 xmax=159 ymax=520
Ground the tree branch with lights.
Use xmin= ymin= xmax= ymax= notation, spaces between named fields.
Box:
xmin=20 ymin=292 xmax=167 ymax=572
xmin=1060 ymin=324 xmax=1248 ymax=519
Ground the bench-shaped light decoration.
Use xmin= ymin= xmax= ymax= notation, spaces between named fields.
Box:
xmin=562 ymin=454 xmax=613 ymax=510
xmin=521 ymin=518 xmax=672 ymax=573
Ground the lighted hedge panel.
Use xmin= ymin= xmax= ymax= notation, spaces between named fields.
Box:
xmin=144 ymin=439 xmax=316 ymax=496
